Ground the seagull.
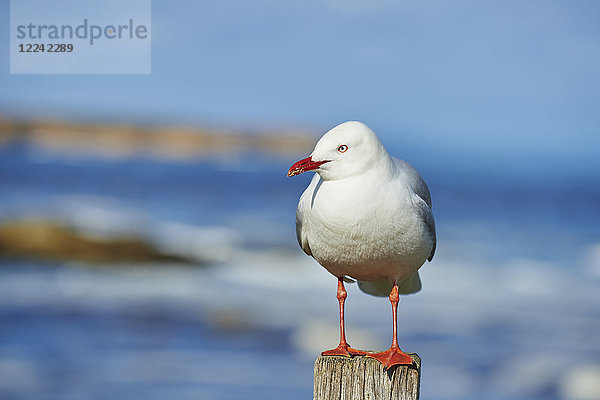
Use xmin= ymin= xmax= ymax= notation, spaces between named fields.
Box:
xmin=287 ymin=121 xmax=436 ymax=370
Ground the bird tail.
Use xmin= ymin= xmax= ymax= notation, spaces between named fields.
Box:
xmin=398 ymin=272 xmax=422 ymax=294
xmin=357 ymin=272 xmax=422 ymax=297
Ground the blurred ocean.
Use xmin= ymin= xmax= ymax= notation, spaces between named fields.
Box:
xmin=0 ymin=139 xmax=599 ymax=400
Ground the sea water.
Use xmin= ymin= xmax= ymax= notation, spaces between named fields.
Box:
xmin=0 ymin=141 xmax=599 ymax=400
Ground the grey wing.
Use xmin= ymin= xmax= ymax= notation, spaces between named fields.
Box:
xmin=396 ymin=159 xmax=437 ymax=261
xmin=414 ymin=194 xmax=437 ymax=261
xmin=295 ymin=174 xmax=321 ymax=256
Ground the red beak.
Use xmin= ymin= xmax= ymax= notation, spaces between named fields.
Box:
xmin=287 ymin=157 xmax=329 ymax=177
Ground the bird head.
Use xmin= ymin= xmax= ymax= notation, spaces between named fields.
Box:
xmin=287 ymin=121 xmax=388 ymax=181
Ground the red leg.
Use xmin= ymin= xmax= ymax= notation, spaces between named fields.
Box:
xmin=366 ymin=281 xmax=414 ymax=369
xmin=321 ymin=277 xmax=366 ymax=357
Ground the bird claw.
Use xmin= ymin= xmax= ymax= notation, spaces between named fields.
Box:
xmin=322 ymin=343 xmax=367 ymax=357
xmin=366 ymin=347 xmax=414 ymax=370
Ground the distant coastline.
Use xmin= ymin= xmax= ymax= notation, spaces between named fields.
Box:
xmin=0 ymin=115 xmax=316 ymax=160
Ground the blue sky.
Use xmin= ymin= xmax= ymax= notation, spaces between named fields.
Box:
xmin=1 ymin=0 xmax=599 ymax=174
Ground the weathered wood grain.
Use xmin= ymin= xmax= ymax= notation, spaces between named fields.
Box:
xmin=313 ymin=354 xmax=420 ymax=400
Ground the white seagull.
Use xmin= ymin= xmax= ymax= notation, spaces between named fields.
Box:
xmin=287 ymin=121 xmax=436 ymax=370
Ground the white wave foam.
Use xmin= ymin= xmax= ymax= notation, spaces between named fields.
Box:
xmin=0 ymin=250 xmax=598 ymax=400
xmin=153 ymin=222 xmax=242 ymax=263
xmin=56 ymin=195 xmax=148 ymax=237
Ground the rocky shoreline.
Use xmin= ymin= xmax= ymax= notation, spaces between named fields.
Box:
xmin=0 ymin=219 xmax=194 ymax=265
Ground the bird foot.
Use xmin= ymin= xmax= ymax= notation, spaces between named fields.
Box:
xmin=366 ymin=346 xmax=414 ymax=370
xmin=322 ymin=343 xmax=367 ymax=357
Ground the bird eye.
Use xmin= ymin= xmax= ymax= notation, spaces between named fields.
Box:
xmin=337 ymin=144 xmax=348 ymax=153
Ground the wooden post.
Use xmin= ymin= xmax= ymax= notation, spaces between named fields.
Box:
xmin=313 ymin=354 xmax=421 ymax=400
